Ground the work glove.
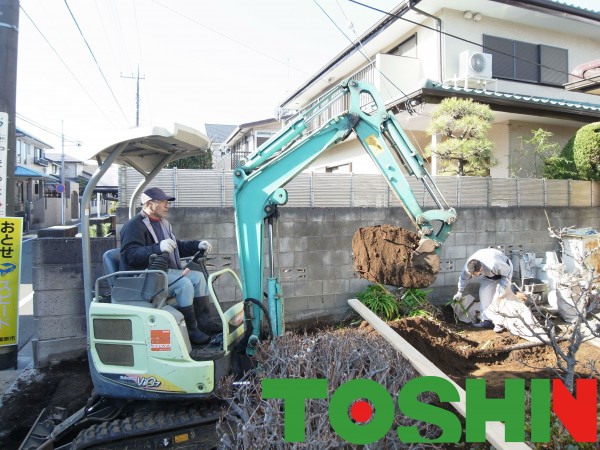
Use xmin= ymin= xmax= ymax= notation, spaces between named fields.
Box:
xmin=159 ymin=238 xmax=177 ymax=254
xmin=198 ymin=240 xmax=212 ymax=253
xmin=453 ymin=292 xmax=462 ymax=302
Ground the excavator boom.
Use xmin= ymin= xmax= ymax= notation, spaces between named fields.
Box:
xmin=233 ymin=79 xmax=456 ymax=354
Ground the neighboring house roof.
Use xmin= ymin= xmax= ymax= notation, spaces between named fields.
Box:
xmin=225 ymin=118 xmax=279 ymax=146
xmin=15 ymin=165 xmax=49 ymax=178
xmin=564 ymin=59 xmax=600 ymax=95
xmin=205 ymin=124 xmax=236 ymax=144
xmin=45 ymin=152 xmax=84 ymax=163
xmin=15 ymin=128 xmax=53 ymax=149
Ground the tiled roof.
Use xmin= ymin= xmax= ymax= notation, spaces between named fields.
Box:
xmin=425 ymin=81 xmax=600 ymax=116
xmin=548 ymin=0 xmax=600 ymax=14
xmin=205 ymin=124 xmax=236 ymax=144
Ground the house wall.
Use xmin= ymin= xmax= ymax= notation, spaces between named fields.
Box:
xmin=440 ymin=8 xmax=600 ymax=82
xmin=32 ymin=205 xmax=600 ymax=367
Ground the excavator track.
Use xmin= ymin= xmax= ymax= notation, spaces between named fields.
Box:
xmin=67 ymin=402 xmax=224 ymax=450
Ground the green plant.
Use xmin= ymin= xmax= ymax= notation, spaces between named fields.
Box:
xmin=89 ymin=226 xmax=98 ymax=238
xmin=573 ymin=121 xmax=600 ymax=181
xmin=510 ymin=128 xmax=561 ymax=178
xmin=399 ymin=288 xmax=433 ymax=317
xmin=425 ymin=97 xmax=496 ymax=176
xmin=101 ymin=223 xmax=111 ymax=237
xmin=357 ymin=284 xmax=400 ymax=321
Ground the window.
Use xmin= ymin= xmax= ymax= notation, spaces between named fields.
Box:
xmin=388 ymin=34 xmax=417 ymax=58
xmin=483 ymin=35 xmax=568 ymax=86
xmin=16 ymin=140 xmax=22 ymax=163
xmin=35 ymin=147 xmax=43 ymax=160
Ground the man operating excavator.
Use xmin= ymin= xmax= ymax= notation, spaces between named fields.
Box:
xmin=119 ymin=187 xmax=219 ymax=345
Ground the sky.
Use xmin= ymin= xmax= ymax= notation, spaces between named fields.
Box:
xmin=15 ymin=0 xmax=599 ymax=160
xmin=15 ymin=0 xmax=399 ymax=159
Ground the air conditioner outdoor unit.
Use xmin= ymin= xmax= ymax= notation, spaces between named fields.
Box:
xmin=459 ymin=50 xmax=493 ymax=80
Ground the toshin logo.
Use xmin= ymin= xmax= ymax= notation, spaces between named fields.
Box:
xmin=262 ymin=377 xmax=597 ymax=444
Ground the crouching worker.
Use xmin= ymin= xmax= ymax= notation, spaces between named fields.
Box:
xmin=453 ymin=247 xmax=513 ymax=332
xmin=120 ymin=187 xmax=216 ymax=345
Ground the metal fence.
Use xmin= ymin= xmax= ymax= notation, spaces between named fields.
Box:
xmin=120 ymin=167 xmax=600 ymax=208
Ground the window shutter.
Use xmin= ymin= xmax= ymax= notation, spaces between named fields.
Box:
xmin=540 ymin=45 xmax=568 ymax=86
xmin=484 ymin=35 xmax=513 ymax=79
xmin=514 ymin=41 xmax=538 ymax=82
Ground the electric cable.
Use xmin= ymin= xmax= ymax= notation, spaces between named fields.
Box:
xmin=63 ymin=0 xmax=132 ymax=127
xmin=346 ymin=0 xmax=591 ymax=83
xmin=16 ymin=113 xmax=82 ymax=145
xmin=19 ymin=5 xmax=119 ymax=128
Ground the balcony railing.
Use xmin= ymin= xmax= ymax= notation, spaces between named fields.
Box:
xmin=34 ymin=156 xmax=49 ymax=167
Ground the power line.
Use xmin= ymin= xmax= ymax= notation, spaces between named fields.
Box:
xmin=19 ymin=5 xmax=119 ymax=128
xmin=63 ymin=0 xmax=131 ymax=126
xmin=151 ymin=0 xmax=311 ymax=78
xmin=15 ymin=113 xmax=81 ymax=145
xmin=346 ymin=0 xmax=589 ymax=82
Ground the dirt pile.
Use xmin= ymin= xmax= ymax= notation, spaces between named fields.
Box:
xmin=352 ymin=225 xmax=439 ymax=288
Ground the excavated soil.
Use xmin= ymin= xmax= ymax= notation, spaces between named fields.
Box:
xmin=387 ymin=316 xmax=600 ymax=397
xmin=352 ymin=224 xmax=439 ymax=288
xmin=1 ymin=318 xmax=598 ymax=449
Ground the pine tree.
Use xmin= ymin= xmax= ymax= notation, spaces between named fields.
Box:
xmin=425 ymin=98 xmax=495 ymax=176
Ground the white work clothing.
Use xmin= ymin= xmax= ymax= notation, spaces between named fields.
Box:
xmin=457 ymin=248 xmax=513 ymax=321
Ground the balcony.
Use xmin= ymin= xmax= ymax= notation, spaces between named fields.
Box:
xmin=295 ymin=54 xmax=424 ymax=132
xmin=34 ymin=156 xmax=49 ymax=167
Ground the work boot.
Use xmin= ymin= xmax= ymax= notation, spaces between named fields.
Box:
xmin=473 ymin=319 xmax=494 ymax=329
xmin=193 ymin=296 xmax=222 ymax=333
xmin=179 ymin=305 xmax=210 ymax=345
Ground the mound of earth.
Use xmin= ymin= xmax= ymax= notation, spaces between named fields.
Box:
xmin=352 ymin=225 xmax=439 ymax=288
xmin=386 ymin=316 xmax=600 ymax=397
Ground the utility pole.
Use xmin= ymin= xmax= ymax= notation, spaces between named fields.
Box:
xmin=0 ymin=0 xmax=19 ymax=370
xmin=0 ymin=0 xmax=19 ymax=218
xmin=120 ymin=65 xmax=145 ymax=127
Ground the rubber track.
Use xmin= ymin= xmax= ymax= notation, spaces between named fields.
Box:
xmin=70 ymin=403 xmax=222 ymax=449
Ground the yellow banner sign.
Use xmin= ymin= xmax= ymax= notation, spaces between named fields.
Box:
xmin=0 ymin=218 xmax=22 ymax=347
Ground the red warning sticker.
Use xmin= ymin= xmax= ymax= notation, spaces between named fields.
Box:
xmin=150 ymin=329 xmax=171 ymax=351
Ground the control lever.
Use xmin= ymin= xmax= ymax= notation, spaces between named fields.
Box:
xmin=148 ymin=268 xmax=190 ymax=302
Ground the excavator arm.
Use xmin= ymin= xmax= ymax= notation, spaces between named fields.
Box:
xmin=233 ymin=79 xmax=456 ymax=355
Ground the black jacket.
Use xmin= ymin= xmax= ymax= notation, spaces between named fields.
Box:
xmin=119 ymin=212 xmax=200 ymax=271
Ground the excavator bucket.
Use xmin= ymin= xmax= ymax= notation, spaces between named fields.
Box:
xmin=352 ymin=225 xmax=440 ymax=288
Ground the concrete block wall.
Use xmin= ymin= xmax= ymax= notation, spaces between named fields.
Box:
xmin=32 ymin=233 xmax=116 ymax=367
xmin=32 ymin=206 xmax=600 ymax=367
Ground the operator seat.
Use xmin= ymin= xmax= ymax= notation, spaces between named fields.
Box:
xmin=102 ymin=248 xmax=121 ymax=288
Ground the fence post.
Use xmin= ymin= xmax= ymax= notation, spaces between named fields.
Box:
xmin=568 ymin=179 xmax=572 ymax=207
xmin=456 ymin=175 xmax=460 ymax=207
xmin=221 ymin=170 xmax=225 ymax=207
xmin=487 ymin=176 xmax=491 ymax=207
xmin=350 ymin=172 xmax=354 ymax=207
xmin=310 ymin=172 xmax=314 ymax=207
xmin=516 ymin=177 xmax=520 ymax=207
xmin=172 ymin=168 xmax=178 ymax=207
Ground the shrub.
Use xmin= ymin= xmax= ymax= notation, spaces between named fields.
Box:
xmin=573 ymin=122 xmax=600 ymax=180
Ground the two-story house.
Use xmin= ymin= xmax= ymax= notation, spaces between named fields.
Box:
xmin=279 ymin=0 xmax=600 ymax=177
xmin=14 ymin=128 xmax=55 ymax=229
xmin=214 ymin=118 xmax=281 ymax=170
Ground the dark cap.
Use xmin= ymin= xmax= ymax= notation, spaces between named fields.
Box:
xmin=141 ymin=187 xmax=176 ymax=203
